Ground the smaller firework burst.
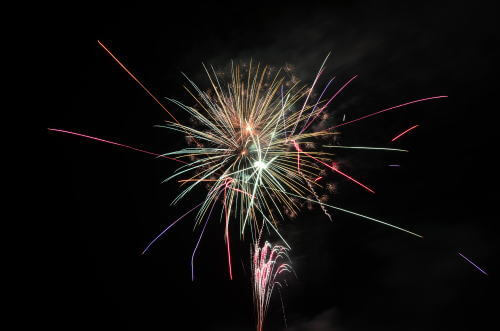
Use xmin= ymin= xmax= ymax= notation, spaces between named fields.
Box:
xmin=251 ymin=240 xmax=292 ymax=331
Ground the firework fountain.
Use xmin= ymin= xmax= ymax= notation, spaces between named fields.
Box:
xmin=252 ymin=240 xmax=291 ymax=331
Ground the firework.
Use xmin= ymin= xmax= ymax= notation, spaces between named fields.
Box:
xmin=49 ymin=41 xmax=449 ymax=281
xmin=49 ymin=39 xmax=491 ymax=331
xmin=151 ymin=58 xmax=443 ymax=279
xmin=252 ymin=240 xmax=292 ymax=331
xmin=155 ymin=62 xmax=447 ymax=244
xmin=160 ymin=60 xmax=341 ymax=239
xmin=153 ymin=58 xmax=370 ymax=278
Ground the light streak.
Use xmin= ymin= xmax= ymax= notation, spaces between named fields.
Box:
xmin=391 ymin=124 xmax=419 ymax=142
xmin=254 ymin=183 xmax=422 ymax=238
xmin=299 ymin=147 xmax=375 ymax=194
xmin=97 ymin=40 xmax=180 ymax=124
xmin=223 ymin=186 xmax=233 ymax=280
xmin=458 ymin=252 xmax=488 ymax=276
xmin=191 ymin=198 xmax=218 ymax=281
xmin=48 ymin=128 xmax=186 ymax=163
xmin=328 ymin=96 xmax=447 ymax=130
xmin=142 ymin=202 xmax=204 ymax=254
xmin=301 ymin=75 xmax=358 ymax=133
xmin=323 ymin=145 xmax=408 ymax=152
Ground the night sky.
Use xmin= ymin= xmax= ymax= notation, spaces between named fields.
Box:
xmin=42 ymin=2 xmax=497 ymax=330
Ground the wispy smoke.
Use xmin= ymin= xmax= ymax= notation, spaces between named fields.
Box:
xmin=288 ymin=307 xmax=342 ymax=331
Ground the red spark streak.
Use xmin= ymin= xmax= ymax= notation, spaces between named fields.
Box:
xmin=220 ymin=177 xmax=256 ymax=279
xmin=328 ymin=96 xmax=448 ymax=130
xmin=48 ymin=128 xmax=187 ymax=164
xmin=97 ymin=40 xmax=180 ymax=125
xmin=391 ymin=125 xmax=419 ymax=142
xmin=223 ymin=187 xmax=233 ymax=280
xmin=221 ymin=178 xmax=255 ymax=198
xmin=314 ymin=176 xmax=323 ymax=182
xmin=325 ymin=162 xmax=375 ymax=193
xmin=292 ymin=142 xmax=375 ymax=193
xmin=230 ymin=187 xmax=255 ymax=198
xmin=292 ymin=140 xmax=301 ymax=172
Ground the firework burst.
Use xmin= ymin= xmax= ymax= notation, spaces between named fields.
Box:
xmin=152 ymin=59 xmax=433 ymax=280
xmin=48 ymin=40 xmax=477 ymax=331
xmin=49 ymin=42 xmax=442 ymax=281
xmin=161 ymin=61 xmax=339 ymax=242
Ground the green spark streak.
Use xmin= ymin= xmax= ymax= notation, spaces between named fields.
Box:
xmin=261 ymin=185 xmax=423 ymax=238
xmin=255 ymin=206 xmax=291 ymax=249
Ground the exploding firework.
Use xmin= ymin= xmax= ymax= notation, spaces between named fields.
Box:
xmin=159 ymin=60 xmax=340 ymax=250
xmin=48 ymin=40 xmax=491 ymax=331
xmin=252 ymin=240 xmax=292 ymax=331
xmin=147 ymin=57 xmax=436 ymax=280
xmin=49 ymin=41 xmax=448 ymax=281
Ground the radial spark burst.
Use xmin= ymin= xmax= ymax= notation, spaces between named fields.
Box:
xmin=161 ymin=61 xmax=339 ymax=244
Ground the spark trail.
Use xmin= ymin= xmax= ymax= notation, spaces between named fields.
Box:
xmin=391 ymin=125 xmax=420 ymax=142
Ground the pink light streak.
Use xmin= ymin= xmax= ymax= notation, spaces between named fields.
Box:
xmin=97 ymin=40 xmax=180 ymax=124
xmin=223 ymin=188 xmax=233 ymax=280
xmin=230 ymin=187 xmax=255 ymax=198
xmin=391 ymin=125 xmax=419 ymax=142
xmin=48 ymin=128 xmax=187 ymax=164
xmin=324 ymin=161 xmax=375 ymax=194
xmin=292 ymin=142 xmax=375 ymax=194
xmin=301 ymin=75 xmax=358 ymax=133
xmin=328 ymin=96 xmax=448 ymax=130
xmin=290 ymin=61 xmax=326 ymax=136
xmin=292 ymin=140 xmax=301 ymax=172
xmin=220 ymin=177 xmax=255 ymax=280
xmin=222 ymin=177 xmax=255 ymax=198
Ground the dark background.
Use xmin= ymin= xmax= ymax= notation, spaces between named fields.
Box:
xmin=40 ymin=2 xmax=497 ymax=330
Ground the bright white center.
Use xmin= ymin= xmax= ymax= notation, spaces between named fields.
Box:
xmin=254 ymin=160 xmax=267 ymax=169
